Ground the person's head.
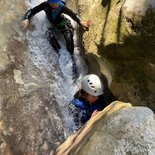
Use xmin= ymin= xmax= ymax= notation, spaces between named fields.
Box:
xmin=81 ymin=74 xmax=104 ymax=104
xmin=48 ymin=0 xmax=61 ymax=8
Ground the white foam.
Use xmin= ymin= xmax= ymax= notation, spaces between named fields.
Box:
xmin=25 ymin=0 xmax=87 ymax=136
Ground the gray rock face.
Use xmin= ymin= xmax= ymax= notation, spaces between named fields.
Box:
xmin=0 ymin=1 xmax=65 ymax=154
xmin=55 ymin=101 xmax=155 ymax=155
xmin=123 ymin=0 xmax=155 ymax=16
xmin=78 ymin=107 xmax=155 ymax=155
xmin=123 ymin=0 xmax=155 ymax=35
xmin=77 ymin=0 xmax=155 ymax=110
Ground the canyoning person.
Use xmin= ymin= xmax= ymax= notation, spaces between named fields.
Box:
xmin=20 ymin=0 xmax=90 ymax=75
xmin=69 ymin=74 xmax=109 ymax=129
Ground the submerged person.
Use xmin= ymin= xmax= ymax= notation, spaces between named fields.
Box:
xmin=69 ymin=74 xmax=109 ymax=130
xmin=20 ymin=0 xmax=90 ymax=73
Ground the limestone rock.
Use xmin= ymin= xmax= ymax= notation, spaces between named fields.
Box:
xmin=123 ymin=0 xmax=155 ymax=35
xmin=55 ymin=101 xmax=155 ymax=155
xmin=0 ymin=1 xmax=65 ymax=154
xmin=77 ymin=0 xmax=155 ymax=110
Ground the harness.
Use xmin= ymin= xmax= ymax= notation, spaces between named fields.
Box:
xmin=51 ymin=2 xmax=64 ymax=20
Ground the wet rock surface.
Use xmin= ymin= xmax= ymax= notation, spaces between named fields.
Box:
xmin=0 ymin=1 xmax=65 ymax=154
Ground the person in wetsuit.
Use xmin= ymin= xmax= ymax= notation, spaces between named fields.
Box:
xmin=20 ymin=0 xmax=90 ymax=73
xmin=69 ymin=74 xmax=109 ymax=130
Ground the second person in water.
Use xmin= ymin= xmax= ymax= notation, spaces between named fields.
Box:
xmin=69 ymin=74 xmax=109 ymax=130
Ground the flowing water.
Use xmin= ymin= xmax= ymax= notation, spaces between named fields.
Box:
xmin=25 ymin=0 xmax=87 ymax=136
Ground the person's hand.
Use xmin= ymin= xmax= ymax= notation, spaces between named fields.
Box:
xmin=80 ymin=20 xmax=91 ymax=31
xmin=20 ymin=19 xmax=30 ymax=31
xmin=91 ymin=110 xmax=100 ymax=117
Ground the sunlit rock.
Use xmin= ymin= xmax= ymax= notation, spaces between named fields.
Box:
xmin=55 ymin=101 xmax=155 ymax=155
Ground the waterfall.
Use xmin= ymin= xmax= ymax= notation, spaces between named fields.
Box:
xmin=25 ymin=0 xmax=87 ymax=136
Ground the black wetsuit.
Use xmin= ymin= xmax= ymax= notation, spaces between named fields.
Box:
xmin=23 ymin=1 xmax=81 ymax=54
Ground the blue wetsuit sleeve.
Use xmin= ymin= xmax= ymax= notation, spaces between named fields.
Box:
xmin=23 ymin=2 xmax=47 ymax=20
xmin=71 ymin=99 xmax=86 ymax=110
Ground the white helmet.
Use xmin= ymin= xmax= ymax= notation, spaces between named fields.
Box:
xmin=81 ymin=74 xmax=104 ymax=96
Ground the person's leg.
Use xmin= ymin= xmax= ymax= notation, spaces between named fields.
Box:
xmin=62 ymin=29 xmax=78 ymax=75
xmin=57 ymin=18 xmax=78 ymax=75
xmin=62 ymin=29 xmax=74 ymax=55
xmin=57 ymin=17 xmax=74 ymax=55
xmin=46 ymin=28 xmax=60 ymax=53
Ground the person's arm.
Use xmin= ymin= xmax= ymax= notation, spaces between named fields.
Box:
xmin=20 ymin=2 xmax=47 ymax=31
xmin=70 ymin=99 xmax=87 ymax=110
xmin=61 ymin=6 xmax=90 ymax=30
